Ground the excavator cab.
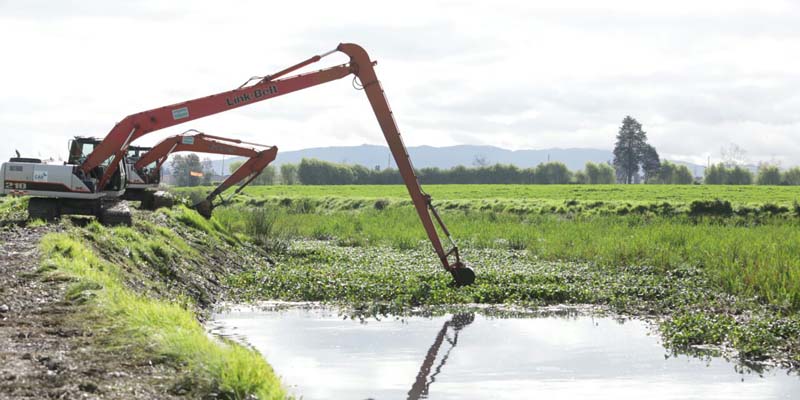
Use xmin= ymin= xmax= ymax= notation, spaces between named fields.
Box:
xmin=67 ymin=137 xmax=125 ymax=192
xmin=126 ymin=145 xmax=158 ymax=185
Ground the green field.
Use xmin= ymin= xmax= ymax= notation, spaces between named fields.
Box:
xmin=177 ymin=184 xmax=800 ymax=220
xmin=221 ymin=184 xmax=800 ymax=204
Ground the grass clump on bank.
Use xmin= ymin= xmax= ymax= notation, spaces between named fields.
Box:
xmin=0 ymin=196 xmax=28 ymax=222
xmin=39 ymin=227 xmax=286 ymax=399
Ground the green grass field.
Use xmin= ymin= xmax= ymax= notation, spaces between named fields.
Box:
xmin=178 ymin=184 xmax=800 ymax=219
xmin=220 ymin=184 xmax=800 ymax=205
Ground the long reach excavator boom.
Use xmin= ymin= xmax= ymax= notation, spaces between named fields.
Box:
xmin=0 ymin=43 xmax=475 ymax=285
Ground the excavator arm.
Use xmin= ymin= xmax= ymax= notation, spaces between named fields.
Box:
xmin=134 ymin=130 xmax=263 ymax=171
xmin=338 ymin=44 xmax=473 ymax=284
xmin=83 ymin=60 xmax=351 ymax=190
xmin=194 ymin=146 xmax=278 ymax=218
xmin=131 ymin=129 xmax=276 ymax=214
xmin=81 ymin=43 xmax=474 ymax=285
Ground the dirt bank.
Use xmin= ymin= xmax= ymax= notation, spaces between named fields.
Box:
xmin=0 ymin=225 xmax=181 ymax=399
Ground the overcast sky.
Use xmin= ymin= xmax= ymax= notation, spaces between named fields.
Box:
xmin=2 ymin=0 xmax=799 ymax=166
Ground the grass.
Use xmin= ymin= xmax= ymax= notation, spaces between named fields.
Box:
xmin=38 ymin=222 xmax=286 ymax=399
xmin=176 ymin=185 xmax=800 ymax=310
xmin=175 ymin=184 xmax=800 ymax=222
xmin=175 ymin=183 xmax=800 ymax=209
xmin=208 ymin=204 xmax=800 ymax=310
xmin=0 ymin=195 xmax=28 ymax=221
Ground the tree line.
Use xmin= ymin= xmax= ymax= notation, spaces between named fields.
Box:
xmin=705 ymin=163 xmax=800 ymax=185
xmin=170 ymin=154 xmax=800 ymax=187
xmin=217 ymin=158 xmax=617 ymax=185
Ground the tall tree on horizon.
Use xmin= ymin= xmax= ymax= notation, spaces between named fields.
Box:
xmin=613 ymin=116 xmax=649 ymax=184
xmin=640 ymin=144 xmax=661 ymax=183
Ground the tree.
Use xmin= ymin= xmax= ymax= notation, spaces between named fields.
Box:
xmin=534 ymin=162 xmax=572 ymax=184
xmin=782 ymin=167 xmax=800 ymax=185
xmin=655 ymin=160 xmax=675 ymax=184
xmin=727 ymin=165 xmax=753 ymax=185
xmin=251 ymin=166 xmax=276 ymax=185
xmin=640 ymin=144 xmax=661 ymax=183
xmin=704 ymin=163 xmax=727 ymax=184
xmin=280 ymin=163 xmax=298 ymax=185
xmin=653 ymin=161 xmax=693 ymax=184
xmin=756 ymin=164 xmax=782 ymax=185
xmin=673 ymin=164 xmax=694 ymax=184
xmin=573 ymin=170 xmax=588 ymax=184
xmin=297 ymin=158 xmax=355 ymax=185
xmin=585 ymin=162 xmax=600 ymax=184
xmin=613 ymin=116 xmax=649 ymax=184
xmin=705 ymin=163 xmax=751 ymax=185
xmin=583 ymin=162 xmax=615 ymax=184
xmin=170 ymin=153 xmax=204 ymax=187
xmin=597 ymin=163 xmax=616 ymax=184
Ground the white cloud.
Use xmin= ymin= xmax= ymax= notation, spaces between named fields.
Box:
xmin=1 ymin=0 xmax=798 ymax=165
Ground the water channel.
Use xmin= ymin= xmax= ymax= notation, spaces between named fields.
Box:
xmin=210 ymin=306 xmax=800 ymax=399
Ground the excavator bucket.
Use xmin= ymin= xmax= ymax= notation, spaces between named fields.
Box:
xmin=450 ymin=263 xmax=475 ymax=286
xmin=194 ymin=199 xmax=214 ymax=219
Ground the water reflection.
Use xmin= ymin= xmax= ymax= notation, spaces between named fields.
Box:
xmin=211 ymin=306 xmax=800 ymax=400
xmin=408 ymin=313 xmax=474 ymax=400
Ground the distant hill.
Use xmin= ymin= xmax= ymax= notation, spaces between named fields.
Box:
xmin=202 ymin=144 xmax=708 ymax=177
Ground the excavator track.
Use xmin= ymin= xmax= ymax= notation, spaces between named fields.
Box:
xmin=98 ymin=200 xmax=132 ymax=226
xmin=151 ymin=191 xmax=174 ymax=210
xmin=27 ymin=198 xmax=61 ymax=221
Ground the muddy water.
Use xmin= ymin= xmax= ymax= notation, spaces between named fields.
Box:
xmin=210 ymin=307 xmax=800 ymax=400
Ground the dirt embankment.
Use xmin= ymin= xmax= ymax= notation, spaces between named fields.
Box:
xmin=0 ymin=226 xmax=180 ymax=399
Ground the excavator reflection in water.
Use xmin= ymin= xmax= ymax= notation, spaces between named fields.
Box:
xmin=406 ymin=313 xmax=475 ymax=400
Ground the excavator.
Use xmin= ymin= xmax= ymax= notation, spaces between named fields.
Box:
xmin=0 ymin=43 xmax=475 ymax=285
xmin=126 ymin=129 xmax=278 ymax=217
